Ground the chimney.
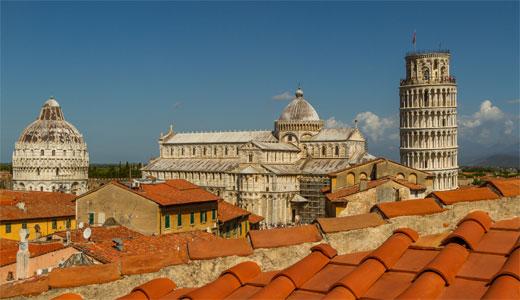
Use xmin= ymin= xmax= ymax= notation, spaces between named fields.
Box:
xmin=359 ymin=179 xmax=368 ymax=192
xmin=16 ymin=229 xmax=29 ymax=280
xmin=112 ymin=238 xmax=124 ymax=251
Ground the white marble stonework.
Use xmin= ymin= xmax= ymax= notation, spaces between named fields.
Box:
xmin=143 ymin=88 xmax=372 ymax=225
xmin=12 ymin=97 xmax=89 ymax=195
xmin=399 ymin=51 xmax=458 ymax=191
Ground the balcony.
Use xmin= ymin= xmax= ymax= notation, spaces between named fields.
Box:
xmin=400 ymin=76 xmax=456 ymax=86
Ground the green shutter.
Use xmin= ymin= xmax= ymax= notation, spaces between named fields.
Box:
xmin=200 ymin=211 xmax=204 ymax=223
xmin=52 ymin=219 xmax=57 ymax=229
xmin=177 ymin=212 xmax=182 ymax=227
xmin=5 ymin=224 xmax=11 ymax=233
xmin=190 ymin=212 xmax=195 ymax=225
xmin=165 ymin=214 xmax=170 ymax=228
xmin=212 ymin=209 xmax=216 ymax=220
xmin=89 ymin=213 xmax=94 ymax=225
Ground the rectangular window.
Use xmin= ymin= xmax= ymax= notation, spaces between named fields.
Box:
xmin=165 ymin=214 xmax=170 ymax=229
xmin=239 ymin=222 xmax=243 ymax=236
xmin=22 ymin=222 xmax=27 ymax=229
xmin=52 ymin=219 xmax=57 ymax=230
xmin=177 ymin=212 xmax=182 ymax=227
xmin=5 ymin=224 xmax=11 ymax=234
xmin=66 ymin=219 xmax=71 ymax=229
xmin=200 ymin=211 xmax=207 ymax=223
xmin=88 ymin=212 xmax=95 ymax=225
xmin=190 ymin=212 xmax=195 ymax=225
xmin=212 ymin=209 xmax=217 ymax=220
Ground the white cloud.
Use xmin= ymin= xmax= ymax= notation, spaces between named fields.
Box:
xmin=324 ymin=116 xmax=350 ymax=128
xmin=354 ymin=111 xmax=398 ymax=141
xmin=459 ymin=99 xmax=518 ymax=145
xmin=172 ymin=101 xmax=182 ymax=110
xmin=272 ymin=91 xmax=293 ymax=101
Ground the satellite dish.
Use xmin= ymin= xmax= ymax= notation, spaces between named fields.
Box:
xmin=83 ymin=227 xmax=92 ymax=240
xmin=78 ymin=222 xmax=84 ymax=229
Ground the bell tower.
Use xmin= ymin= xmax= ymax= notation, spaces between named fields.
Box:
xmin=399 ymin=50 xmax=458 ymax=191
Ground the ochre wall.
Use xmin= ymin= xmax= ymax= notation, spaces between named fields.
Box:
xmin=0 ymin=218 xmax=76 ymax=241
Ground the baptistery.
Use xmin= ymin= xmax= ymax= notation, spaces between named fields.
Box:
xmin=12 ymin=97 xmax=89 ymax=194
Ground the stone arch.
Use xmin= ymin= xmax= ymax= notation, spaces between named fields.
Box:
xmin=396 ymin=172 xmax=405 ymax=180
xmin=359 ymin=172 xmax=368 ymax=181
xmin=408 ymin=173 xmax=417 ymax=184
xmin=346 ymin=173 xmax=355 ymax=186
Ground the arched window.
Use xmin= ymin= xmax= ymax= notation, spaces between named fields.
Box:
xmin=37 ymin=168 xmax=40 ymax=176
xmin=213 ymin=147 xmax=217 ymax=155
xmin=41 ymin=149 xmax=45 ymax=156
xmin=181 ymin=148 xmax=185 ymax=155
xmin=56 ymin=168 xmax=59 ymax=176
xmin=192 ymin=147 xmax=196 ymax=155
xmin=287 ymin=135 xmax=293 ymax=142
xmin=40 ymin=186 xmax=44 ymax=192
xmin=322 ymin=146 xmax=326 ymax=156
xmin=203 ymin=147 xmax=207 ymax=155
xmin=225 ymin=147 xmax=228 ymax=155
xmin=248 ymin=154 xmax=253 ymax=163
xmin=63 ymin=150 xmax=67 ymax=156
xmin=334 ymin=146 xmax=339 ymax=156
xmin=423 ymin=68 xmax=430 ymax=81
xmin=52 ymin=150 xmax=55 ymax=156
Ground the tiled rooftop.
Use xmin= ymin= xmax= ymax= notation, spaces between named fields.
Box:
xmin=55 ymin=226 xmax=217 ymax=264
xmin=0 ymin=190 xmax=75 ymax=221
xmin=373 ymin=198 xmax=445 ymax=218
xmin=485 ymin=178 xmax=520 ymax=197
xmin=248 ymin=224 xmax=322 ymax=249
xmin=218 ymin=200 xmax=250 ymax=223
xmin=0 ymin=239 xmax=66 ymax=267
xmin=430 ymin=187 xmax=500 ymax=205
xmin=118 ymin=211 xmax=520 ymax=299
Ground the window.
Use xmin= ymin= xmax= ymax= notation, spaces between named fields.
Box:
xmin=56 ymin=168 xmax=59 ymax=176
xmin=40 ymin=186 xmax=44 ymax=192
xmin=63 ymin=150 xmax=67 ymax=156
xmin=165 ymin=214 xmax=170 ymax=229
xmin=225 ymin=147 xmax=228 ymax=155
xmin=22 ymin=222 xmax=27 ymax=229
xmin=88 ymin=212 xmax=95 ymax=225
xmin=41 ymin=149 xmax=44 ymax=156
xmin=322 ymin=146 xmax=326 ymax=156
xmin=192 ymin=147 xmax=196 ymax=155
xmin=190 ymin=212 xmax=195 ymax=225
xmin=203 ymin=147 xmax=207 ymax=155
xmin=248 ymin=154 xmax=253 ymax=162
xmin=200 ymin=211 xmax=207 ymax=223
xmin=335 ymin=146 xmax=339 ymax=156
xmin=52 ymin=150 xmax=55 ymax=156
xmin=177 ymin=212 xmax=182 ymax=227
xmin=5 ymin=223 xmax=11 ymax=234
xmin=37 ymin=168 xmax=40 ymax=176
xmin=212 ymin=209 xmax=217 ymax=220
xmin=52 ymin=219 xmax=57 ymax=230
xmin=181 ymin=148 xmax=185 ymax=155
xmin=423 ymin=69 xmax=430 ymax=81
xmin=239 ymin=222 xmax=243 ymax=236
xmin=66 ymin=219 xmax=71 ymax=229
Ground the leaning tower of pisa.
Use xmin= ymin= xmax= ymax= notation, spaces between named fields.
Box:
xmin=399 ymin=50 xmax=458 ymax=191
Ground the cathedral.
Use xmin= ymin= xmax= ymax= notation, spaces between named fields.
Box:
xmin=12 ymin=97 xmax=89 ymax=195
xmin=142 ymin=88 xmax=372 ymax=225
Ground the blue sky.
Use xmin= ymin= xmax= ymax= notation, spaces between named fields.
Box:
xmin=1 ymin=1 xmax=519 ymax=163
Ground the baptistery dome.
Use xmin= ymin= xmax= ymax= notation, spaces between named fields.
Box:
xmin=278 ymin=88 xmax=320 ymax=121
xmin=12 ymin=97 xmax=89 ymax=195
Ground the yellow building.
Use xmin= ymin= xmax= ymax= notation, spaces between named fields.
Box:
xmin=75 ymin=179 xmax=224 ymax=235
xmin=0 ymin=190 xmax=76 ymax=241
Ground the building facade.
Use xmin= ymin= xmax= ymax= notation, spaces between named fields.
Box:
xmin=12 ymin=97 xmax=89 ymax=194
xmin=143 ymin=88 xmax=372 ymax=226
xmin=399 ymin=51 xmax=458 ymax=191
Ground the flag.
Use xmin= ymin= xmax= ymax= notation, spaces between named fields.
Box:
xmin=412 ymin=31 xmax=416 ymax=48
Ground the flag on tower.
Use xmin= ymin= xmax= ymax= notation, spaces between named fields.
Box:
xmin=412 ymin=31 xmax=416 ymax=49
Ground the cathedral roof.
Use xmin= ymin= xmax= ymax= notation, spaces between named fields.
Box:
xmin=163 ymin=130 xmax=276 ymax=144
xmin=278 ymin=88 xmax=320 ymax=122
xmin=17 ymin=97 xmax=85 ymax=144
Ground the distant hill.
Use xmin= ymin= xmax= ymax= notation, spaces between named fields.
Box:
xmin=465 ymin=153 xmax=519 ymax=169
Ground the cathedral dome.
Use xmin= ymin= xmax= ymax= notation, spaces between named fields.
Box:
xmin=17 ymin=97 xmax=85 ymax=144
xmin=278 ymin=88 xmax=320 ymax=121
xmin=12 ymin=97 xmax=89 ymax=195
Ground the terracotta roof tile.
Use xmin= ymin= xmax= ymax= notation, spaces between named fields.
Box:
xmin=431 ymin=187 xmax=500 ymax=205
xmin=51 ymin=293 xmax=83 ymax=300
xmin=373 ymin=198 xmax=445 ymax=218
xmin=157 ymin=288 xmax=196 ymax=300
xmin=224 ymin=285 xmax=262 ymax=299
xmin=0 ymin=277 xmax=49 ymax=298
xmin=457 ymin=252 xmax=508 ymax=281
xmin=299 ymin=264 xmax=356 ymax=294
xmin=0 ymin=239 xmax=66 ymax=267
xmin=48 ymin=263 xmax=120 ymax=288
xmin=474 ymin=229 xmax=520 ymax=255
xmin=315 ymin=213 xmax=386 ymax=233
xmin=481 ymin=275 xmax=520 ymax=300
xmin=441 ymin=213 xmax=491 ymax=250
xmin=188 ymin=237 xmax=253 ymax=260
xmin=222 ymin=261 xmax=262 ymax=284
xmin=0 ymin=190 xmax=75 ymax=221
xmin=287 ymin=290 xmax=325 ymax=300
xmin=412 ymin=231 xmax=451 ymax=249
xmin=124 ymin=278 xmax=176 ymax=300
xmin=243 ymin=271 xmax=279 ymax=287
xmin=248 ymin=275 xmax=295 ymax=300
xmin=485 ymin=178 xmax=520 ymax=197
xmin=331 ymin=251 xmax=370 ymax=266
xmin=183 ymin=271 xmax=242 ymax=300
xmin=438 ymin=277 xmax=488 ymax=299
xmin=218 ymin=200 xmax=250 ymax=223
xmin=363 ymin=271 xmax=415 ymax=300
xmin=492 ymin=217 xmax=520 ymax=231
xmin=390 ymin=248 xmax=439 ymax=273
xmin=247 ymin=213 xmax=264 ymax=224
xmin=248 ymin=225 xmax=322 ymax=249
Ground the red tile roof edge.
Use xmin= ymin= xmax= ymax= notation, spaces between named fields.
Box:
xmin=248 ymin=224 xmax=323 ymax=249
xmin=373 ymin=198 xmax=445 ymax=219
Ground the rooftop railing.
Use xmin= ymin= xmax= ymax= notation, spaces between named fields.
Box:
xmin=400 ymin=76 xmax=456 ymax=86
xmin=406 ymin=49 xmax=451 ymax=56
